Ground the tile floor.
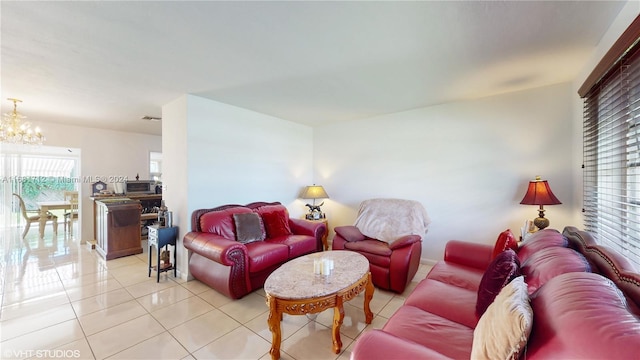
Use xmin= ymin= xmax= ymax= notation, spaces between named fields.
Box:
xmin=0 ymin=226 xmax=431 ymax=360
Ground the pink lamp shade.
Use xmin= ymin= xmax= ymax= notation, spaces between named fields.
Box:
xmin=520 ymin=176 xmax=562 ymax=205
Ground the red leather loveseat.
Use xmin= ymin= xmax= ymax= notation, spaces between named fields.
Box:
xmin=352 ymin=226 xmax=640 ymax=359
xmin=183 ymin=202 xmax=326 ymax=299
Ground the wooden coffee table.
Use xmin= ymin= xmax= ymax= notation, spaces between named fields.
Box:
xmin=264 ymin=250 xmax=374 ymax=360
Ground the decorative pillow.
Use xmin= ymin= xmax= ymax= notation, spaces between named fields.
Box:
xmin=471 ymin=276 xmax=533 ymax=360
xmin=492 ymin=229 xmax=519 ymax=259
xmin=259 ymin=208 xmax=292 ymax=238
xmin=233 ymin=212 xmax=266 ymax=244
xmin=476 ymin=249 xmax=521 ymax=318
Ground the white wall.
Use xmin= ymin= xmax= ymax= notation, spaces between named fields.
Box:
xmin=314 ymin=82 xmax=575 ymax=262
xmin=38 ymin=123 xmax=161 ymax=243
xmin=162 ymin=94 xmax=314 ymax=279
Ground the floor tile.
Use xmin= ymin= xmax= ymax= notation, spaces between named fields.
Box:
xmin=191 ymin=326 xmax=271 ymax=360
xmin=66 ymin=277 xmax=123 ymax=302
xmin=86 ymin=314 xmax=165 ymax=360
xmin=378 ymin=296 xmax=405 ymax=319
xmin=135 ymin=284 xmax=194 ymax=312
xmin=78 ymin=300 xmax=148 ymax=335
xmin=150 ymin=296 xmax=214 ymax=329
xmin=169 ymin=309 xmax=241 ymax=352
xmin=1 ymin=291 xmax=70 ymax=321
xmin=282 ymin=320 xmax=354 ymax=360
xmin=196 ymin=287 xmax=234 ymax=308
xmin=125 ymin=277 xmax=180 ymax=299
xmin=217 ymin=292 xmax=269 ymax=324
xmin=52 ymin=338 xmax=96 ymax=360
xmin=0 ymin=319 xmax=85 ymax=357
xmin=314 ymin=302 xmax=370 ymax=340
xmin=245 ymin=312 xmax=311 ymax=343
xmin=179 ymin=279 xmax=211 ymax=295
xmin=106 ymin=331 xmax=189 ymax=360
xmin=71 ymin=288 xmax=135 ymax=317
xmin=0 ymin=303 xmax=77 ymax=341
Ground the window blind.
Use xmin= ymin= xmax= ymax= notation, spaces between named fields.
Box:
xmin=583 ymin=40 xmax=640 ymax=267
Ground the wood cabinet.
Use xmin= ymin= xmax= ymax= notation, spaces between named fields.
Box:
xmin=91 ymin=194 xmax=162 ymax=247
xmin=95 ymin=199 xmax=143 ymax=260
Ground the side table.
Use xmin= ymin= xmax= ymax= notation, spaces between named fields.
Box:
xmin=305 ymin=218 xmax=329 ymax=250
xmin=148 ymin=225 xmax=178 ymax=282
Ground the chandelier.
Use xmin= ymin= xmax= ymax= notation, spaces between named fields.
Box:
xmin=0 ymin=98 xmax=45 ymax=145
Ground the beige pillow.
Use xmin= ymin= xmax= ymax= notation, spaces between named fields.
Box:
xmin=471 ymin=276 xmax=532 ymax=360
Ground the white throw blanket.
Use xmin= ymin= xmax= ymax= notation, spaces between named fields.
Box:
xmin=354 ymin=198 xmax=431 ymax=244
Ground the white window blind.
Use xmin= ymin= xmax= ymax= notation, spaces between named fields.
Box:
xmin=583 ymin=39 xmax=640 ymax=267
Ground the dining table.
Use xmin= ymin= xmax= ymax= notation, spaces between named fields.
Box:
xmin=36 ymin=200 xmax=72 ymax=238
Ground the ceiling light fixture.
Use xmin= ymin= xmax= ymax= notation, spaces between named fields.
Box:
xmin=0 ymin=98 xmax=45 ymax=145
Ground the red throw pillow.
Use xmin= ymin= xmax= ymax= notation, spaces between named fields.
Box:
xmin=258 ymin=207 xmax=292 ymax=238
xmin=476 ymin=249 xmax=521 ymax=318
xmin=492 ymin=229 xmax=518 ymax=259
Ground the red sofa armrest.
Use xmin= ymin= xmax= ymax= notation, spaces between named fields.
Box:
xmin=334 ymin=225 xmax=366 ymax=242
xmin=352 ymin=330 xmax=451 ymax=360
xmin=389 ymin=234 xmax=421 ymax=250
xmin=289 ymin=218 xmax=324 ymax=236
xmin=289 ymin=218 xmax=326 ymax=251
xmin=183 ymin=231 xmax=247 ymax=266
xmin=444 ymin=240 xmax=493 ymax=271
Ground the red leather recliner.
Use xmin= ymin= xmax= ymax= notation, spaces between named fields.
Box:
xmin=332 ymin=198 xmax=430 ymax=293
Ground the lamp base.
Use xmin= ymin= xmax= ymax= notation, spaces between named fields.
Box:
xmin=533 ymin=217 xmax=550 ymax=230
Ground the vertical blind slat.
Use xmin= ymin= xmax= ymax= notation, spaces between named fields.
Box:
xmin=584 ymin=38 xmax=640 ymax=267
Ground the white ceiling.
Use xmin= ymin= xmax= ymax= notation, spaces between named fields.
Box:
xmin=1 ymin=1 xmax=627 ymax=136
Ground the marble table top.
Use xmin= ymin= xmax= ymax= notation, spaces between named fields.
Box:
xmin=264 ymin=251 xmax=369 ymax=300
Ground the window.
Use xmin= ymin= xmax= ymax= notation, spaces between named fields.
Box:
xmin=150 ymin=151 xmax=162 ymax=182
xmin=582 ymin=19 xmax=640 ymax=267
xmin=1 ymin=144 xmax=80 ymax=230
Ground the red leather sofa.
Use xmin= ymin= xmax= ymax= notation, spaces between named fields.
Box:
xmin=352 ymin=226 xmax=640 ymax=359
xmin=183 ymin=202 xmax=326 ymax=299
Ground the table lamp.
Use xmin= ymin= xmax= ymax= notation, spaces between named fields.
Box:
xmin=520 ymin=176 xmax=562 ymax=230
xmin=300 ymin=185 xmax=329 ymax=219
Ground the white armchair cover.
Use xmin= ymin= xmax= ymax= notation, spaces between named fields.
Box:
xmin=353 ymin=198 xmax=431 ymax=244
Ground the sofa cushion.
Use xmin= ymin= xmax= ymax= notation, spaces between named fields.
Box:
xmin=517 ymin=229 xmax=568 ymax=263
xmin=521 ymin=246 xmax=591 ymax=294
xmin=471 ymin=276 xmax=533 ymax=360
xmin=254 ymin=205 xmax=292 ymax=238
xmin=245 ymin=241 xmax=289 ymax=273
xmin=405 ymin=278 xmax=479 ymax=328
xmin=200 ymin=207 xmax=253 ymax=239
xmin=492 ymin=229 xmax=518 ymax=259
xmin=383 ymin=305 xmax=474 ymax=359
xmin=427 ymin=261 xmax=485 ymax=292
xmin=233 ymin=213 xmax=266 ymax=244
xmin=266 ymin=235 xmax=317 ymax=258
xmin=476 ymin=249 xmax=521 ymax=317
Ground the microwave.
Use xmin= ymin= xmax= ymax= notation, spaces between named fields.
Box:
xmin=124 ymin=180 xmax=155 ymax=195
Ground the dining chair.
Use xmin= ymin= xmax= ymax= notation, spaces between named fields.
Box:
xmin=63 ymin=191 xmax=79 ymax=235
xmin=13 ymin=193 xmax=58 ymax=239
